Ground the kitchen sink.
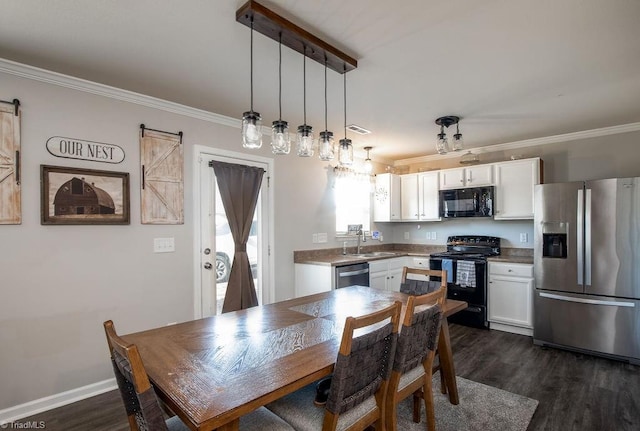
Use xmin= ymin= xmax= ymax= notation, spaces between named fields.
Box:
xmin=348 ymin=251 xmax=398 ymax=258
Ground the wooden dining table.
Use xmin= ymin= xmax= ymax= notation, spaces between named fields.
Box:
xmin=124 ymin=286 xmax=467 ymax=431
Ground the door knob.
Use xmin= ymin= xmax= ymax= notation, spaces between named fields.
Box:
xmin=203 ymin=248 xmax=211 ymax=255
xmin=204 ymin=262 xmax=212 ymax=270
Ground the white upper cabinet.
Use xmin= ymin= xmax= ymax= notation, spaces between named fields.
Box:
xmin=400 ymin=172 xmax=440 ymax=221
xmin=494 ymin=158 xmax=541 ymax=219
xmin=373 ymin=173 xmax=401 ymax=222
xmin=400 ymin=174 xmax=419 ymax=220
xmin=418 ymin=171 xmax=440 ymax=221
xmin=439 ymin=165 xmax=493 ymax=189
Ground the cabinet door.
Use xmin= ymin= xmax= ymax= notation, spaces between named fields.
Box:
xmin=418 ymin=171 xmax=440 ymax=221
xmin=494 ymin=158 xmax=540 ymax=219
xmin=439 ymin=168 xmax=466 ymax=189
xmin=390 ymin=174 xmax=401 ymax=221
xmin=370 ymin=271 xmax=388 ymax=291
xmin=488 ymin=275 xmax=534 ymax=328
xmin=466 ymin=165 xmax=493 ymax=186
xmin=387 ymin=268 xmax=403 ymax=292
xmin=373 ymin=174 xmax=392 ymax=222
xmin=400 ymin=174 xmax=419 ymax=220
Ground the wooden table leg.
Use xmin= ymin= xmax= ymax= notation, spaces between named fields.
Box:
xmin=216 ymin=418 xmax=240 ymax=431
xmin=437 ymin=319 xmax=459 ymax=405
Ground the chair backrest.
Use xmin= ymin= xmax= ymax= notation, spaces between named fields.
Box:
xmin=399 ymin=267 xmax=447 ymax=296
xmin=324 ymin=301 xmax=402 ymax=428
xmin=103 ymin=320 xmax=169 ymax=431
xmin=394 ymin=286 xmax=447 ymax=375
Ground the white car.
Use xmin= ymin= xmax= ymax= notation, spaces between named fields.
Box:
xmin=215 ymin=215 xmax=258 ymax=283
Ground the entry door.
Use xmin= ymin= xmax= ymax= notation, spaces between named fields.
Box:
xmin=197 ymin=151 xmax=270 ymax=317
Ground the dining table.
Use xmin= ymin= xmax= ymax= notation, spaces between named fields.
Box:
xmin=123 ymin=286 xmax=467 ymax=431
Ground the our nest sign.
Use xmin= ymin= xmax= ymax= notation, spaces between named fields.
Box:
xmin=46 ymin=136 xmax=125 ymax=164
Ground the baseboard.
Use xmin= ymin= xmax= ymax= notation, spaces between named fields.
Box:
xmin=490 ymin=322 xmax=533 ymax=337
xmin=0 ymin=378 xmax=116 ymax=424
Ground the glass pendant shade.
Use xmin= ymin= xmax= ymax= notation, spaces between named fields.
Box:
xmin=452 ymin=124 xmax=464 ymax=151
xmin=296 ymin=125 xmax=315 ymax=157
xmin=338 ymin=138 xmax=353 ymax=165
xmin=271 ymin=120 xmax=290 ymax=154
xmin=242 ymin=111 xmax=263 ymax=149
xmin=318 ymin=131 xmax=335 ymax=161
xmin=436 ymin=129 xmax=448 ymax=155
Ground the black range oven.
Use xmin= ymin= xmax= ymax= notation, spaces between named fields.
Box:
xmin=429 ymin=236 xmax=500 ymax=329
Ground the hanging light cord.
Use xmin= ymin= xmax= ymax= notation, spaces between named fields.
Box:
xmin=250 ymin=16 xmax=254 ymax=113
xmin=343 ymin=65 xmax=347 ymax=139
xmin=278 ymin=33 xmax=282 ymax=120
xmin=303 ymin=46 xmax=307 ymax=125
xmin=324 ymin=58 xmax=328 ymax=130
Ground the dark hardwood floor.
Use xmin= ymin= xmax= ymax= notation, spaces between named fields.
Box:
xmin=15 ymin=324 xmax=640 ymax=431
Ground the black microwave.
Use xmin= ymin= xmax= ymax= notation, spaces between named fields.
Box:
xmin=439 ymin=186 xmax=494 ymax=218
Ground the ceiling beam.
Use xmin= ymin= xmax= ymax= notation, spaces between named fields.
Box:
xmin=236 ymin=0 xmax=357 ymax=74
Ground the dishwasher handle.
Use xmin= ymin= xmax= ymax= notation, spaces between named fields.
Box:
xmin=338 ymin=268 xmax=369 ymax=277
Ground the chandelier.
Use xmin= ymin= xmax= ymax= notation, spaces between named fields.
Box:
xmin=236 ymin=0 xmax=357 ymax=161
xmin=435 ymin=115 xmax=464 ymax=154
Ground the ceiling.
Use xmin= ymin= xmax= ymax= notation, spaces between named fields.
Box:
xmin=2 ymin=0 xmax=640 ymax=161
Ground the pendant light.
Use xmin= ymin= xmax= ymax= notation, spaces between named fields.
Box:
xmin=435 ymin=116 xmax=462 ymax=154
xmin=242 ymin=16 xmax=262 ymax=149
xmin=318 ymin=58 xmax=335 ymax=161
xmin=296 ymin=46 xmax=314 ymax=157
xmin=271 ymin=33 xmax=291 ymax=154
xmin=452 ymin=123 xmax=464 ymax=151
xmin=363 ymin=146 xmax=373 ymax=173
xmin=338 ymin=65 xmax=353 ymax=166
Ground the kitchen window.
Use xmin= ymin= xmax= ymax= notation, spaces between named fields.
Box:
xmin=334 ymin=169 xmax=371 ymax=234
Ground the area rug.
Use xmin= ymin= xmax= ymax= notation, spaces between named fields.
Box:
xmin=396 ymin=376 xmax=538 ymax=431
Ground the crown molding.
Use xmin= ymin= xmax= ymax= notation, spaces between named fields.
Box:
xmin=394 ymin=122 xmax=640 ymax=166
xmin=0 ymin=57 xmax=241 ymax=129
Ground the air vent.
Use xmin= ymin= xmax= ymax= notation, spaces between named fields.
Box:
xmin=346 ymin=124 xmax=371 ymax=135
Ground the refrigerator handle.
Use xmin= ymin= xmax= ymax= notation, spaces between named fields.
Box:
xmin=539 ymin=292 xmax=635 ymax=308
xmin=577 ymin=189 xmax=584 ymax=285
xmin=585 ymin=188 xmax=592 ymax=286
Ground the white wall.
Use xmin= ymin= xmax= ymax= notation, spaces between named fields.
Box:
xmin=0 ymin=67 xmax=344 ymax=411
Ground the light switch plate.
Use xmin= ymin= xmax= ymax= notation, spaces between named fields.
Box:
xmin=404 ymin=231 xmax=410 ymax=240
xmin=312 ymin=233 xmax=318 ymax=243
xmin=154 ymin=237 xmax=175 ymax=253
xmin=317 ymin=233 xmax=328 ymax=243
xmin=520 ymin=233 xmax=528 ymax=243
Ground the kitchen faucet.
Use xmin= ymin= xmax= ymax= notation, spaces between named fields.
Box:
xmin=356 ymin=226 xmax=366 ymax=253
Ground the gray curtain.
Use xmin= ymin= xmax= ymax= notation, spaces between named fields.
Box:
xmin=210 ymin=161 xmax=264 ymax=312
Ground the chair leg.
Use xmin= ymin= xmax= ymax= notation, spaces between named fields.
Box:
xmin=424 ymin=375 xmax=436 ymax=431
xmin=412 ymin=391 xmax=422 ymax=423
xmin=439 ymin=367 xmax=447 ymax=394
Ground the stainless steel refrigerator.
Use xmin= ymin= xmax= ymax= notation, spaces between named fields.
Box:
xmin=533 ymin=178 xmax=640 ymax=364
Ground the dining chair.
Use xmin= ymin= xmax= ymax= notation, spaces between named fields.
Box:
xmin=385 ymin=286 xmax=446 ymax=431
xmin=400 ymin=267 xmax=447 ymax=296
xmin=103 ymin=320 xmax=295 ymax=431
xmin=266 ymin=301 xmax=403 ymax=431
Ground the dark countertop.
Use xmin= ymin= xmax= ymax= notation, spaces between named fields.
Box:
xmin=295 ymin=244 xmax=534 ymax=266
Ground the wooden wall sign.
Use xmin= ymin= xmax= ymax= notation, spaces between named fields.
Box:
xmin=0 ymin=99 xmax=21 ymax=225
xmin=140 ymin=125 xmax=184 ymax=224
xmin=46 ymin=136 xmax=125 ymax=164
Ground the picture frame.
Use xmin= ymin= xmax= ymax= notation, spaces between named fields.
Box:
xmin=41 ymin=165 xmax=130 ymax=225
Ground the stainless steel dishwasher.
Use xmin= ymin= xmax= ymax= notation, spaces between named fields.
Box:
xmin=335 ymin=262 xmax=370 ymax=288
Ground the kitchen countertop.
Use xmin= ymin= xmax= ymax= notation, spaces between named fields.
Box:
xmin=294 ymin=244 xmax=534 ymax=266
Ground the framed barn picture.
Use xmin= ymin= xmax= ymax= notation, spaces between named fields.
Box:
xmin=41 ymin=165 xmax=130 ymax=225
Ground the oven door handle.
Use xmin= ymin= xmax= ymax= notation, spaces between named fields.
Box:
xmin=338 ymin=268 xmax=369 ymax=277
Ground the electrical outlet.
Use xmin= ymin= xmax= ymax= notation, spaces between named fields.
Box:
xmin=312 ymin=233 xmax=318 ymax=243
xmin=431 ymin=232 xmax=437 ymax=240
xmin=404 ymin=231 xmax=410 ymax=240
xmin=154 ymin=237 xmax=175 ymax=253
xmin=425 ymin=232 xmax=431 ymax=240
xmin=520 ymin=233 xmax=528 ymax=243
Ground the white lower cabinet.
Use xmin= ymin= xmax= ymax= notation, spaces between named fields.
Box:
xmin=369 ymin=257 xmax=407 ymax=292
xmin=295 ymin=264 xmax=334 ymax=297
xmin=488 ymin=262 xmax=534 ymax=336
